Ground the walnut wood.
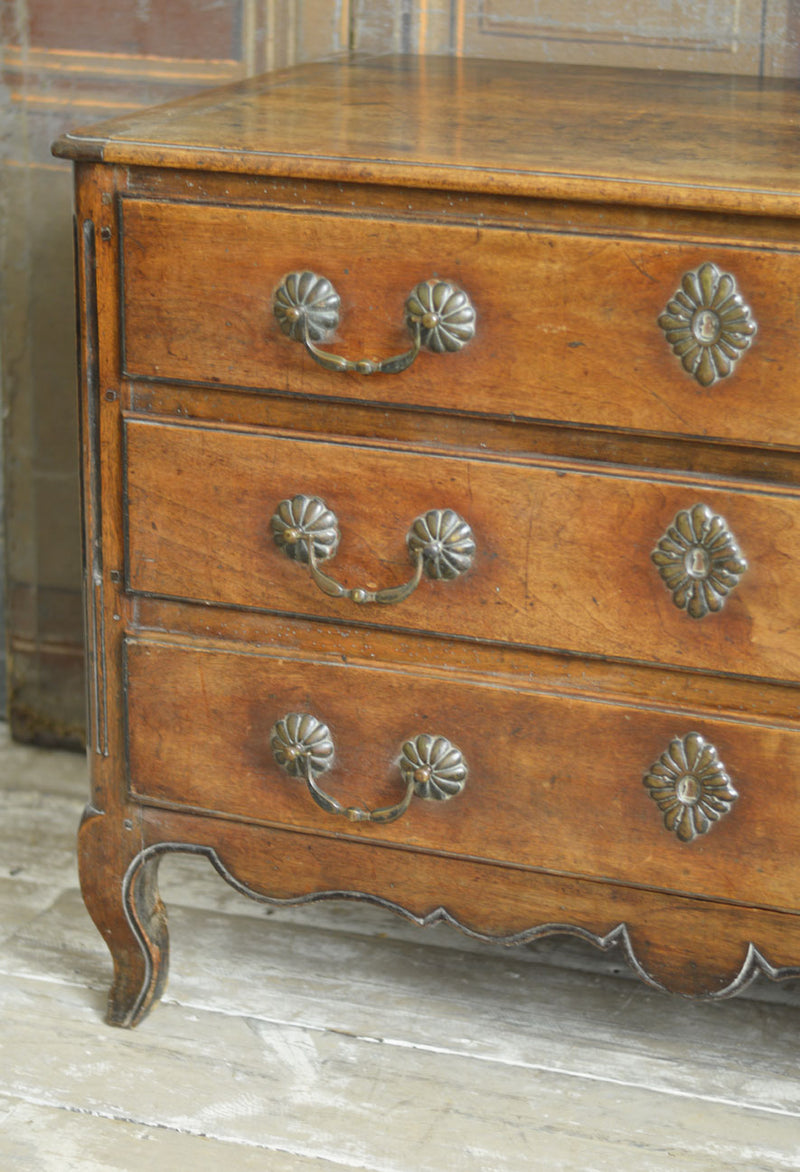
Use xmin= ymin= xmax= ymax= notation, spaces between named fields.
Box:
xmin=130 ymin=385 xmax=800 ymax=488
xmin=125 ymin=635 xmax=800 ymax=914
xmin=52 ymin=56 xmax=800 ymax=217
xmin=120 ymin=196 xmax=800 ymax=449
xmin=123 ymin=417 xmax=800 ymax=683
xmin=133 ymin=601 xmax=800 ymax=726
xmin=141 ymin=806 xmax=800 ymax=1000
xmin=59 ymin=58 xmax=800 ymax=1028
xmin=78 ymin=806 xmax=169 ymax=1027
xmin=120 ymin=166 xmax=800 ymax=251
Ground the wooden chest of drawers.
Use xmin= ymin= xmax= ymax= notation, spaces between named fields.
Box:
xmin=54 ymin=56 xmax=800 ymax=1026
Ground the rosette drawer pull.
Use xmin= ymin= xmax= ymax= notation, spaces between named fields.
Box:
xmin=273 ymin=271 xmax=476 ymax=375
xmin=270 ymin=713 xmax=468 ymax=824
xmin=271 ymin=495 xmax=476 ymax=605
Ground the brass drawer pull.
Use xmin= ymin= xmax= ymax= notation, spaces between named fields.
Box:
xmin=270 ymin=713 xmax=468 ymax=824
xmin=273 ymin=270 xmax=476 ymax=375
xmin=272 ymin=494 xmax=476 ymax=605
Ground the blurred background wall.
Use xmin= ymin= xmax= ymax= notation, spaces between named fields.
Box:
xmin=1 ymin=0 xmax=798 ymax=748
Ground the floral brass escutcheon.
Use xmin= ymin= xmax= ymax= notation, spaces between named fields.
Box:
xmin=652 ymin=503 xmax=747 ymax=619
xmin=643 ymin=732 xmax=738 ymax=843
xmin=658 ymin=262 xmax=756 ymax=386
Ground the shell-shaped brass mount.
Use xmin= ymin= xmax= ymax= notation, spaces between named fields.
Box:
xmin=270 ymin=714 xmax=467 ymax=824
xmin=273 ymin=271 xmax=476 ymax=375
xmin=271 ymin=495 xmax=476 ymax=605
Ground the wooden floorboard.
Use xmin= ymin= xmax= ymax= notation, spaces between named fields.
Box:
xmin=0 ymin=1094 xmax=347 ymax=1172
xmin=2 ymin=727 xmax=799 ymax=1170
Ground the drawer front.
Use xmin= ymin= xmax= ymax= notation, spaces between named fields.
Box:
xmin=124 ymin=418 xmax=800 ymax=683
xmin=121 ymin=198 xmax=800 ymax=448
xmin=126 ymin=638 xmax=800 ymax=913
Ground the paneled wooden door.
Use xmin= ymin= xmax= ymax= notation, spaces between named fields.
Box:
xmin=354 ymin=0 xmax=799 ymax=74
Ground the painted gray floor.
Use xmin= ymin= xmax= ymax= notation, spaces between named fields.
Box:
xmin=2 ymin=726 xmax=799 ymax=1170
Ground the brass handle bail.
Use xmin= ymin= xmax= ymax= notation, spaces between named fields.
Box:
xmin=273 ymin=271 xmax=476 ymax=375
xmin=271 ymin=495 xmax=476 ymax=606
xmin=270 ymin=714 xmax=467 ymax=825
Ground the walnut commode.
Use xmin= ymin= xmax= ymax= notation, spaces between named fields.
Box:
xmin=53 ymin=56 xmax=800 ymax=1027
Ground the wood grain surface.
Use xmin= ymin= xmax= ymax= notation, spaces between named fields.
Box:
xmin=125 ymin=635 xmax=800 ymax=916
xmin=62 ymin=57 xmax=800 ymax=1025
xmin=120 ymin=197 xmax=800 ymax=448
xmin=52 ymin=56 xmax=800 ymax=217
xmin=123 ymin=417 xmax=800 ymax=683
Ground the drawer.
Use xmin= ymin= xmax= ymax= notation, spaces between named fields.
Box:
xmin=124 ymin=417 xmax=800 ymax=683
xmin=126 ymin=638 xmax=800 ymax=913
xmin=120 ymin=197 xmax=800 ymax=448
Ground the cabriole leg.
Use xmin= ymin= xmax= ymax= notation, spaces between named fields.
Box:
xmin=78 ymin=806 xmax=169 ymax=1027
